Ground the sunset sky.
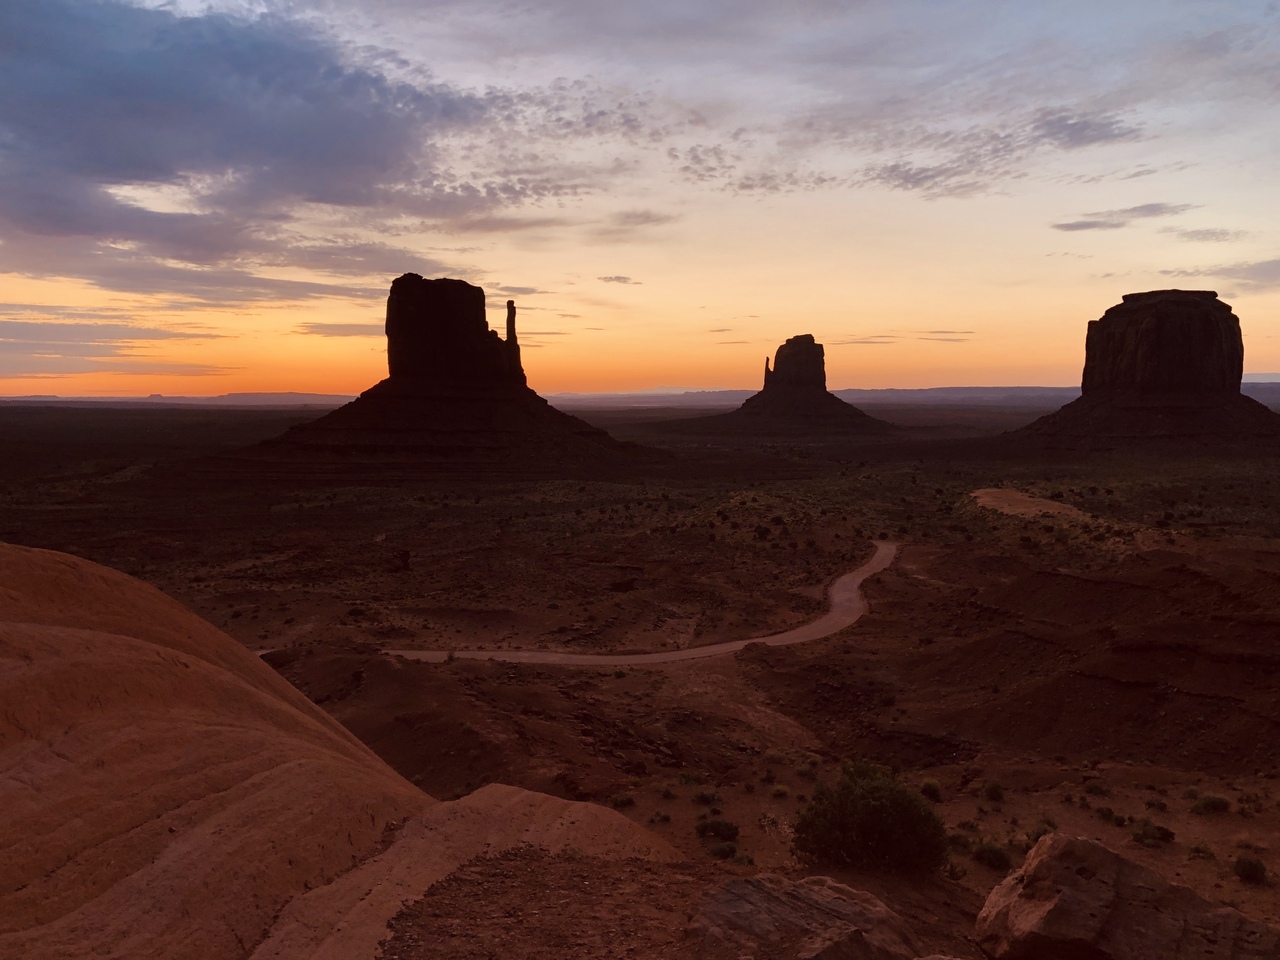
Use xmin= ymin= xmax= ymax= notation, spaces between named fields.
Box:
xmin=2 ymin=0 xmax=1279 ymax=395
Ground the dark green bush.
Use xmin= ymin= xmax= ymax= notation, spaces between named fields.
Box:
xmin=920 ymin=779 xmax=942 ymax=802
xmin=692 ymin=790 xmax=721 ymax=806
xmin=982 ymin=781 xmax=1005 ymax=803
xmin=1191 ymin=795 xmax=1230 ymax=815
xmin=791 ymin=762 xmax=946 ymax=873
xmin=971 ymin=842 xmax=1012 ymax=871
xmin=709 ymin=841 xmax=738 ymax=859
xmin=695 ymin=819 xmax=740 ymax=842
xmin=609 ymin=794 xmax=636 ymax=809
xmin=1131 ymin=819 xmax=1175 ymax=847
xmin=1235 ymin=857 xmax=1267 ymax=885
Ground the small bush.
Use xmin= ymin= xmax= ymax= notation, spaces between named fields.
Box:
xmin=695 ymin=819 xmax=740 ymax=842
xmin=1192 ymin=795 xmax=1231 ymax=815
xmin=647 ymin=811 xmax=671 ymax=824
xmin=982 ymin=781 xmax=1005 ymax=803
xmin=1188 ymin=844 xmax=1216 ymax=861
xmin=771 ymin=784 xmax=789 ymax=798
xmin=1084 ymin=782 xmax=1111 ymax=797
xmin=791 ymin=761 xmax=947 ymax=874
xmin=1234 ymin=857 xmax=1267 ymax=885
xmin=610 ymin=795 xmax=636 ymax=809
xmin=1131 ymin=819 xmax=1175 ymax=847
xmin=680 ymin=772 xmax=707 ymax=786
xmin=971 ymin=843 xmax=1012 ymax=871
xmin=709 ymin=841 xmax=738 ymax=860
xmin=920 ymin=779 xmax=942 ymax=803
xmin=692 ymin=790 xmax=721 ymax=806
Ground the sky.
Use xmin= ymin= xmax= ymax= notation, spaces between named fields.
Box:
xmin=1 ymin=0 xmax=1279 ymax=395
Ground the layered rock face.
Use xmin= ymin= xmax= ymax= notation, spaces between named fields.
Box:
xmin=763 ymin=334 xmax=827 ymax=391
xmin=1081 ymin=290 xmax=1242 ymax=395
xmin=385 ymin=275 xmax=525 ymax=386
xmin=1023 ymin=290 xmax=1280 ymax=442
xmin=732 ymin=334 xmax=893 ymax=433
xmin=254 ymin=275 xmax=640 ymax=476
xmin=976 ymin=834 xmax=1280 ymax=960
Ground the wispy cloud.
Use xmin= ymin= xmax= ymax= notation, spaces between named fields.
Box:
xmin=0 ymin=318 xmax=229 ymax=376
xmin=1159 ymin=227 xmax=1247 ymax=243
xmin=1051 ymin=202 xmax=1197 ymax=231
xmin=1162 ymin=258 xmax=1280 ymax=291
xmin=598 ymin=275 xmax=640 ymax=284
xmin=295 ymin=322 xmax=384 ymax=337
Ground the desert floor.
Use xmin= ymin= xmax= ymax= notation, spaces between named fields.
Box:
xmin=2 ymin=400 xmax=1277 ymax=954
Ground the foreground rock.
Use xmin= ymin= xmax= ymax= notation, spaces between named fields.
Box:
xmin=687 ymin=874 xmax=928 ymax=960
xmin=1022 ymin=290 xmax=1280 ymax=443
xmin=246 ymin=274 xmax=647 ymax=477
xmin=976 ymin=834 xmax=1280 ymax=960
xmin=0 ymin=542 xmax=675 ymax=960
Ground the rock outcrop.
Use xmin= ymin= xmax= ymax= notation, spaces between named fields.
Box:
xmin=976 ymin=834 xmax=1280 ymax=960
xmin=0 ymin=542 xmax=676 ymax=960
xmin=666 ymin=334 xmax=893 ymax=437
xmin=1021 ymin=290 xmax=1280 ymax=442
xmin=249 ymin=275 xmax=645 ymax=477
xmin=687 ymin=874 xmax=927 ymax=960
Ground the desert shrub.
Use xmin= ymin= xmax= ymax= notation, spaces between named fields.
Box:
xmin=692 ymin=790 xmax=721 ymax=806
xmin=771 ymin=785 xmax=789 ymax=798
xmin=791 ymin=761 xmax=947 ymax=874
xmin=1131 ymin=819 xmax=1175 ymax=847
xmin=1084 ymin=782 xmax=1111 ymax=797
xmin=679 ymin=772 xmax=707 ymax=786
xmin=1192 ymin=795 xmax=1230 ymax=815
xmin=695 ymin=819 xmax=740 ymax=842
xmin=1188 ymin=844 xmax=1216 ymax=861
xmin=971 ymin=843 xmax=1012 ymax=872
xmin=920 ymin=779 xmax=943 ymax=803
xmin=610 ymin=795 xmax=636 ymax=809
xmin=1144 ymin=798 xmax=1169 ymax=812
xmin=647 ymin=812 xmax=671 ymax=825
xmin=1234 ymin=857 xmax=1267 ymax=885
xmin=709 ymin=841 xmax=738 ymax=859
xmin=982 ymin=781 xmax=1005 ymax=803
xmin=1025 ymin=818 xmax=1058 ymax=845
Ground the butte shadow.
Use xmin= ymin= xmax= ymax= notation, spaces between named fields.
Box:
xmin=657 ymin=334 xmax=895 ymax=439
xmin=1012 ymin=289 xmax=1280 ymax=449
xmin=240 ymin=275 xmax=657 ymax=478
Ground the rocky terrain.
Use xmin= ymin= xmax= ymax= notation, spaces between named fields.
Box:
xmin=3 ymin=287 xmax=1280 ymax=958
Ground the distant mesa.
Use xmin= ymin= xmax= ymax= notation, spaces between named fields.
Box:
xmin=670 ymin=334 xmax=893 ymax=436
xmin=1021 ymin=289 xmax=1280 ymax=442
xmin=254 ymin=274 xmax=645 ymax=476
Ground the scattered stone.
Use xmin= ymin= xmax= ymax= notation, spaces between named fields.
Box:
xmin=687 ymin=873 xmax=924 ymax=959
xmin=976 ymin=834 xmax=1280 ymax=960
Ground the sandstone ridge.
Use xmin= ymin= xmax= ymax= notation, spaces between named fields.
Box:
xmin=0 ymin=542 xmax=676 ymax=960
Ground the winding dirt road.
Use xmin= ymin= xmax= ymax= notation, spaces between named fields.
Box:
xmin=385 ymin=540 xmax=898 ymax=667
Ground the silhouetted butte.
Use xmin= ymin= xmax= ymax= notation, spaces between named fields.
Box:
xmin=257 ymin=275 xmax=641 ymax=475
xmin=1021 ymin=290 xmax=1280 ymax=443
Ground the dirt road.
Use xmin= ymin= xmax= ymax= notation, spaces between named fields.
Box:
xmin=385 ymin=540 xmax=898 ymax=667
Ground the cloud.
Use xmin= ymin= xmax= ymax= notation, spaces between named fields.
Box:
xmin=1162 ymin=258 xmax=1280 ymax=291
xmin=1051 ymin=202 xmax=1197 ymax=231
xmin=598 ymin=275 xmax=640 ymax=284
xmin=1028 ymin=108 xmax=1143 ymax=150
xmin=717 ymin=340 xmax=749 ymax=344
xmin=1159 ymin=227 xmax=1247 ymax=243
xmin=830 ymin=335 xmax=902 ymax=345
xmin=295 ymin=322 xmax=384 ymax=336
xmin=707 ymin=327 xmax=732 ymax=333
xmin=494 ymin=285 xmax=548 ymax=295
xmin=0 ymin=318 xmax=229 ymax=377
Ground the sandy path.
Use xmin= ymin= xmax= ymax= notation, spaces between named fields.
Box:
xmin=971 ymin=487 xmax=1086 ymax=518
xmin=385 ymin=540 xmax=898 ymax=667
